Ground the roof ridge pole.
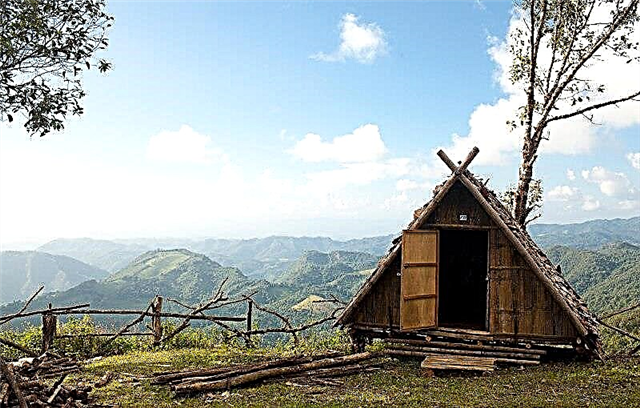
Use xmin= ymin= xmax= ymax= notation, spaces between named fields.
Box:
xmin=437 ymin=147 xmax=480 ymax=175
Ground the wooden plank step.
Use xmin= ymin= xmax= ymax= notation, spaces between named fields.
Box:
xmin=385 ymin=338 xmax=546 ymax=355
xmin=421 ymin=353 xmax=495 ymax=372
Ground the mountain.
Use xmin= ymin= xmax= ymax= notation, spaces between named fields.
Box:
xmin=548 ymin=242 xmax=640 ymax=314
xmin=530 ymin=217 xmax=640 ymax=249
xmin=276 ymin=250 xmax=378 ymax=286
xmin=36 ymin=235 xmax=393 ymax=279
xmin=0 ymin=251 xmax=108 ymax=305
xmin=37 ymin=238 xmax=149 ymax=273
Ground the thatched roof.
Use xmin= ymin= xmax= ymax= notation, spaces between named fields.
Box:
xmin=336 ymin=148 xmax=600 ymax=349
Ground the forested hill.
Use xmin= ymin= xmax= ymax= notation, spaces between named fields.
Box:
xmin=0 ymin=248 xmax=378 ymax=320
xmin=547 ymin=242 xmax=640 ymax=314
xmin=0 ymin=251 xmax=108 ymax=305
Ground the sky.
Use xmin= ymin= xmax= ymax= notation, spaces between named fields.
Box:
xmin=1 ymin=1 xmax=639 ymax=248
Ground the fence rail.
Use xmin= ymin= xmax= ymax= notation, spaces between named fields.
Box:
xmin=0 ymin=282 xmax=345 ymax=358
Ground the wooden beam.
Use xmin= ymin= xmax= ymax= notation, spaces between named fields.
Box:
xmin=437 ymin=147 xmax=479 ymax=174
xmin=420 ymin=223 xmax=496 ymax=230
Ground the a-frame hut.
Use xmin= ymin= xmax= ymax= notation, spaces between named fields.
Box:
xmin=336 ymin=147 xmax=601 ymax=367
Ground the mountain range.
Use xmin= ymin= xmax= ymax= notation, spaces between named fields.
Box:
xmin=1 ymin=216 xmax=638 ymax=322
xmin=529 ymin=216 xmax=640 ymax=249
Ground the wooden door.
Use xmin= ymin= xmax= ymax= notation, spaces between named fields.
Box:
xmin=400 ymin=230 xmax=438 ymax=331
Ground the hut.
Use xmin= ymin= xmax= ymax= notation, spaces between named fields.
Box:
xmin=336 ymin=147 xmax=601 ymax=370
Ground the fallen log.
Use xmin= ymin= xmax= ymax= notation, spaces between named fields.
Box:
xmin=384 ymin=338 xmax=547 ymax=355
xmin=173 ymin=352 xmax=376 ymax=394
xmin=154 ymin=351 xmax=343 ymax=385
xmin=0 ymin=356 xmax=28 ymax=408
xmin=385 ymin=343 xmax=541 ymax=360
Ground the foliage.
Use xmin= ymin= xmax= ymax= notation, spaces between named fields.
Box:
xmin=548 ymin=242 xmax=640 ymax=313
xmin=500 ymin=179 xmax=544 ymax=226
xmin=0 ymin=0 xmax=114 ymax=136
xmin=507 ymin=0 xmax=640 ymax=226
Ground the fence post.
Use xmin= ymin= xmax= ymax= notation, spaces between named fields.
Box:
xmin=245 ymin=300 xmax=253 ymax=347
xmin=41 ymin=303 xmax=57 ymax=353
xmin=152 ymin=296 xmax=163 ymax=346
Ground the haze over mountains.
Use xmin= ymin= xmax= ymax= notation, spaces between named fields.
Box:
xmin=0 ymin=216 xmax=638 ymax=319
xmin=0 ymin=251 xmax=107 ymax=304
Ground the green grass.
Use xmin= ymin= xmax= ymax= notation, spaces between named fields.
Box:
xmin=75 ymin=348 xmax=640 ymax=408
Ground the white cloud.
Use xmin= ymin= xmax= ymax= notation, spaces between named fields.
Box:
xmin=289 ymin=124 xmax=387 ymax=163
xmin=618 ymin=199 xmax=640 ymax=210
xmin=396 ymin=179 xmax=420 ymax=191
xmin=582 ymin=196 xmax=601 ymax=211
xmin=146 ymin=125 xmax=223 ymax=164
xmin=581 ymin=166 xmax=634 ymax=197
xmin=436 ymin=5 xmax=639 ymax=167
xmin=311 ymin=14 xmax=387 ymax=63
xmin=305 ymin=159 xmax=410 ymax=191
xmin=566 ymin=169 xmax=576 ymax=181
xmin=548 ymin=185 xmax=578 ymax=202
xmin=628 ymin=152 xmax=640 ymax=170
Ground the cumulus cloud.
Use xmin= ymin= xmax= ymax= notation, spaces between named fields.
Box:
xmin=436 ymin=5 xmax=640 ymax=167
xmin=582 ymin=196 xmax=601 ymax=211
xmin=311 ymin=14 xmax=387 ymax=63
xmin=289 ymin=124 xmax=387 ymax=163
xmin=566 ymin=169 xmax=576 ymax=181
xmin=628 ymin=152 xmax=640 ymax=170
xmin=581 ymin=166 xmax=635 ymax=197
xmin=547 ymin=185 xmax=578 ymax=202
xmin=146 ymin=125 xmax=224 ymax=164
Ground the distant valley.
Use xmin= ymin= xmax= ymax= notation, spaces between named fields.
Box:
xmin=1 ymin=216 xmax=638 ymax=320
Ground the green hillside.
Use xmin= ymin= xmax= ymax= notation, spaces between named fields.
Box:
xmin=0 ymin=251 xmax=108 ymax=305
xmin=0 ymin=249 xmax=280 ymax=318
xmin=276 ymin=250 xmax=378 ymax=286
xmin=548 ymin=242 xmax=640 ymax=314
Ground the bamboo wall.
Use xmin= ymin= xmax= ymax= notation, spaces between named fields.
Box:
xmin=349 ymin=181 xmax=578 ymax=339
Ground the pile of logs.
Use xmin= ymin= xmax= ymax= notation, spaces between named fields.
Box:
xmin=153 ymin=352 xmax=383 ymax=395
xmin=384 ymin=337 xmax=546 ymax=372
xmin=0 ymin=353 xmax=104 ymax=408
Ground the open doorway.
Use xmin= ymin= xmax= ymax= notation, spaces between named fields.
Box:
xmin=438 ymin=229 xmax=488 ymax=330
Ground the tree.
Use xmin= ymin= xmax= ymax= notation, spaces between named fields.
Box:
xmin=507 ymin=0 xmax=640 ymax=227
xmin=0 ymin=0 xmax=114 ymax=136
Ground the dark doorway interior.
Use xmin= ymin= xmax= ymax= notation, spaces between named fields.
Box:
xmin=438 ymin=230 xmax=488 ymax=330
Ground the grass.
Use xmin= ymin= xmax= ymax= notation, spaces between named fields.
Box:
xmin=73 ymin=347 xmax=640 ymax=408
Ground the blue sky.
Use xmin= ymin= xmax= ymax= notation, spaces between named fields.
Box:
xmin=1 ymin=1 xmax=639 ymax=246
